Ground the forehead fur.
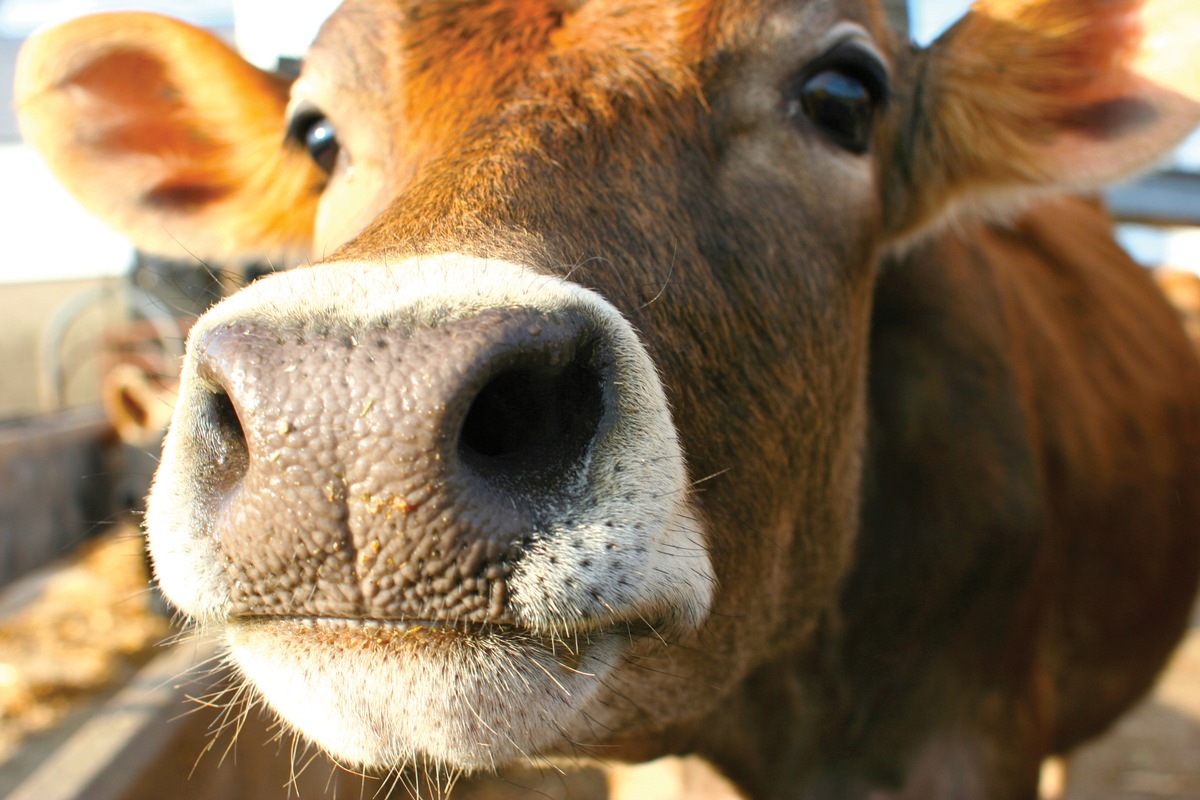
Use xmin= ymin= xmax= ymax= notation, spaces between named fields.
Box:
xmin=311 ymin=0 xmax=889 ymax=120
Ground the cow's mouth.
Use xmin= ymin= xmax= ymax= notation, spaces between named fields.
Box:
xmin=228 ymin=614 xmax=620 ymax=666
xmin=225 ymin=610 xmax=641 ymax=770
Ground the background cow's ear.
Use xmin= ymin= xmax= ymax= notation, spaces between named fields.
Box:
xmin=884 ymin=0 xmax=1200 ymax=236
xmin=15 ymin=12 xmax=321 ymax=265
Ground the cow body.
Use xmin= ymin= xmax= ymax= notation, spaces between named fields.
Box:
xmin=841 ymin=196 xmax=1200 ymax=793
xmin=15 ymin=1 xmax=1200 ymax=797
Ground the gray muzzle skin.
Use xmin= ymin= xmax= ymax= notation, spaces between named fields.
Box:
xmin=191 ymin=303 xmax=608 ymax=623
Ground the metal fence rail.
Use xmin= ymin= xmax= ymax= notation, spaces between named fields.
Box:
xmin=1107 ymin=171 xmax=1200 ymax=227
xmin=0 ymin=408 xmax=124 ymax=588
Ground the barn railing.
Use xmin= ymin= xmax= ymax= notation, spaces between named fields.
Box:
xmin=1107 ymin=171 xmax=1200 ymax=228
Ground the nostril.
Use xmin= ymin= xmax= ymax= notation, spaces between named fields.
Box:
xmin=193 ymin=326 xmax=263 ymax=486
xmin=459 ymin=343 xmax=605 ymax=486
xmin=203 ymin=387 xmax=250 ymax=483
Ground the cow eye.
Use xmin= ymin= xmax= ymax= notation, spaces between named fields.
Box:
xmin=287 ymin=110 xmax=341 ymax=174
xmin=788 ymin=45 xmax=887 ymax=154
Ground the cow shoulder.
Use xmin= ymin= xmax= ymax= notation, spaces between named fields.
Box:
xmin=839 ymin=195 xmax=1200 ymax=776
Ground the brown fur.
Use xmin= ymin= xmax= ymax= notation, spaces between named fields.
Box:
xmin=15 ymin=1 xmax=1200 ymax=797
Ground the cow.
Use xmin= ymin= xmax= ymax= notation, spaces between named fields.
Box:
xmin=15 ymin=1 xmax=1200 ymax=797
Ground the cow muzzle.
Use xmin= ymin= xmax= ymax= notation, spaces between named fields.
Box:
xmin=144 ymin=255 xmax=714 ymax=768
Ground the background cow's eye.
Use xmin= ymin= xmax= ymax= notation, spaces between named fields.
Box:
xmin=788 ymin=45 xmax=887 ymax=154
xmin=287 ymin=110 xmax=340 ymax=174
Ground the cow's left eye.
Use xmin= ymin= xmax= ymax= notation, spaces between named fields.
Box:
xmin=787 ymin=44 xmax=888 ymax=154
xmin=287 ymin=109 xmax=341 ymax=174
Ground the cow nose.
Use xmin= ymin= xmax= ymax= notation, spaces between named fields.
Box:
xmin=187 ymin=306 xmax=609 ymax=621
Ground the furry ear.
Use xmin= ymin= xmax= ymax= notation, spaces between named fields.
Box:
xmin=15 ymin=12 xmax=322 ymax=264
xmin=885 ymin=0 xmax=1200 ymax=235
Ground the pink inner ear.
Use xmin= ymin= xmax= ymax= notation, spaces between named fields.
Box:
xmin=64 ymin=48 xmax=217 ymax=163
xmin=63 ymin=48 xmax=169 ymax=102
xmin=1057 ymin=97 xmax=1160 ymax=141
xmin=144 ymin=180 xmax=233 ymax=210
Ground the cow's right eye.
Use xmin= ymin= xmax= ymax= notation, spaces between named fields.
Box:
xmin=287 ymin=110 xmax=340 ymax=174
xmin=786 ymin=44 xmax=888 ymax=155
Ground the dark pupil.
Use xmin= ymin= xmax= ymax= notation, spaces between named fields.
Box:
xmin=305 ymin=118 xmax=339 ymax=173
xmin=800 ymin=70 xmax=873 ymax=154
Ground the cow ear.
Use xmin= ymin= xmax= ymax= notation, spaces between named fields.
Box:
xmin=15 ymin=12 xmax=321 ymax=265
xmin=885 ymin=0 xmax=1200 ymax=235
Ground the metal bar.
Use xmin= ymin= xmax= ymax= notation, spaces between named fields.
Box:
xmin=0 ymin=408 xmax=121 ymax=588
xmin=6 ymin=640 xmax=219 ymax=800
xmin=1106 ymin=171 xmax=1200 ymax=227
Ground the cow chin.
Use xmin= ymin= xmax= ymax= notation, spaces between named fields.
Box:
xmin=227 ymin=619 xmax=627 ymax=771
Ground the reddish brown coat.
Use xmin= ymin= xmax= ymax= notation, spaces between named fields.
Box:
xmin=15 ymin=1 xmax=1200 ymax=797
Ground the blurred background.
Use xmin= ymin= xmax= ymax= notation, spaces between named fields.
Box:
xmin=0 ymin=1 xmax=1195 ymax=799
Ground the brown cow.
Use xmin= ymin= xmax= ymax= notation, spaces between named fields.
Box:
xmin=15 ymin=1 xmax=1200 ymax=798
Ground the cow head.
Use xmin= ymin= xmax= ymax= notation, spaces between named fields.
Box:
xmin=16 ymin=0 xmax=1200 ymax=784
